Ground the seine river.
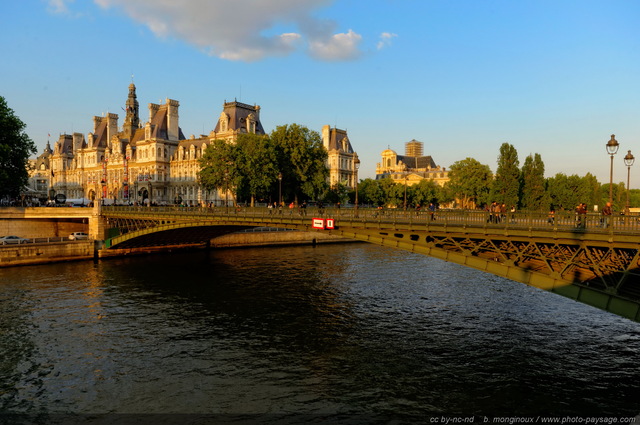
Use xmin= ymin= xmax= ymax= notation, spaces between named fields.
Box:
xmin=1 ymin=242 xmax=640 ymax=424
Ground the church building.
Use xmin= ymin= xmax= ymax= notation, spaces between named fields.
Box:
xmin=375 ymin=139 xmax=449 ymax=187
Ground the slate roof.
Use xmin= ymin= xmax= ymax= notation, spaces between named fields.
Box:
xmin=213 ymin=101 xmax=265 ymax=134
xmin=325 ymin=127 xmax=354 ymax=153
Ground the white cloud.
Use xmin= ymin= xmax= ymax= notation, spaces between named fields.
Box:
xmin=89 ymin=0 xmax=368 ymax=62
xmin=377 ymin=32 xmax=398 ymax=50
xmin=47 ymin=0 xmax=83 ymax=17
xmin=309 ymin=30 xmax=363 ymax=61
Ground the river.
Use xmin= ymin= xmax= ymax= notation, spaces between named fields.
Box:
xmin=1 ymin=243 xmax=639 ymax=424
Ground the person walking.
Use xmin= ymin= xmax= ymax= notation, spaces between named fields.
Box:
xmin=602 ymin=202 xmax=613 ymax=228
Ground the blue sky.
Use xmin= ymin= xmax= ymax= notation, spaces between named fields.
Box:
xmin=2 ymin=0 xmax=639 ymax=185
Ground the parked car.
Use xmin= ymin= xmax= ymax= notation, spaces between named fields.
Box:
xmin=69 ymin=232 xmax=89 ymax=241
xmin=0 ymin=235 xmax=29 ymax=245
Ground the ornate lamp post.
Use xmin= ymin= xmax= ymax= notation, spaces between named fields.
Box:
xmin=354 ymin=156 xmax=360 ymax=215
xmin=624 ymin=150 xmax=635 ymax=214
xmin=606 ymin=134 xmax=620 ymax=205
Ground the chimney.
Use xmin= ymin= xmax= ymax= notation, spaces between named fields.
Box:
xmin=106 ymin=113 xmax=118 ymax=144
xmin=322 ymin=125 xmax=330 ymax=150
xmin=148 ymin=103 xmax=160 ymax=123
xmin=166 ymin=99 xmax=180 ymax=141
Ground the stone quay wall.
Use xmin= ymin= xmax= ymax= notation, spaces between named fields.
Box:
xmin=0 ymin=241 xmax=95 ymax=267
xmin=0 ymin=231 xmax=354 ymax=267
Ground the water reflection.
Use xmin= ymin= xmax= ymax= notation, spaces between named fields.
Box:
xmin=0 ymin=244 xmax=639 ymax=420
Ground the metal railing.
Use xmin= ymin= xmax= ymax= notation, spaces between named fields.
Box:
xmin=102 ymin=205 xmax=640 ymax=235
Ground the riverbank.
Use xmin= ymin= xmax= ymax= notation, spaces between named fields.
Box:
xmin=0 ymin=230 xmax=354 ymax=267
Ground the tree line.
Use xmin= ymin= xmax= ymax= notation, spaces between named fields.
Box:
xmin=357 ymin=142 xmax=640 ymax=213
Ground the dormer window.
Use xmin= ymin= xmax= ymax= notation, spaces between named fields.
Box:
xmin=246 ymin=113 xmax=256 ymax=134
xmin=220 ymin=113 xmax=229 ymax=132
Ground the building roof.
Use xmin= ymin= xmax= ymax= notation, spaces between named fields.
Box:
xmin=213 ymin=101 xmax=265 ymax=134
xmin=396 ymin=154 xmax=437 ymax=169
xmin=325 ymin=127 xmax=354 ymax=153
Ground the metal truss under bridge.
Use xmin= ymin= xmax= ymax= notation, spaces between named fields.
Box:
xmin=102 ymin=206 xmax=640 ymax=322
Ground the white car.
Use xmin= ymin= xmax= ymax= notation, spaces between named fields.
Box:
xmin=69 ymin=232 xmax=89 ymax=240
xmin=0 ymin=235 xmax=29 ymax=244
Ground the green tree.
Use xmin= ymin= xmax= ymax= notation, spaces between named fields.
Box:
xmin=581 ymin=172 xmax=601 ymax=209
xmin=270 ymin=124 xmax=328 ymax=204
xmin=412 ymin=179 xmax=441 ymax=207
xmin=377 ymin=177 xmax=402 ymax=208
xmin=546 ymin=173 xmax=599 ymax=212
xmin=325 ymin=181 xmax=349 ymax=205
xmin=358 ymin=178 xmax=384 ymax=206
xmin=198 ymin=138 xmax=239 ymax=205
xmin=446 ymin=158 xmax=493 ymax=208
xmin=491 ymin=143 xmax=520 ymax=207
xmin=600 ymin=181 xmax=625 ymax=212
xmin=520 ymin=153 xmax=547 ymax=210
xmin=234 ymin=133 xmax=278 ymax=206
xmin=0 ymin=96 xmax=37 ymax=199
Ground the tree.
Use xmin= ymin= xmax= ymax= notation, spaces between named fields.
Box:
xmin=412 ymin=179 xmax=441 ymax=207
xmin=378 ymin=177 xmax=403 ymax=208
xmin=0 ymin=96 xmax=37 ymax=199
xmin=198 ymin=138 xmax=239 ymax=206
xmin=358 ymin=178 xmax=384 ymax=206
xmin=546 ymin=173 xmax=598 ymax=212
xmin=446 ymin=158 xmax=493 ymax=209
xmin=270 ymin=124 xmax=328 ymax=204
xmin=234 ymin=133 xmax=278 ymax=206
xmin=325 ymin=181 xmax=349 ymax=205
xmin=491 ymin=143 xmax=520 ymax=207
xmin=520 ymin=153 xmax=547 ymax=210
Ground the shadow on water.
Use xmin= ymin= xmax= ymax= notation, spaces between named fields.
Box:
xmin=1 ymin=244 xmax=640 ymax=420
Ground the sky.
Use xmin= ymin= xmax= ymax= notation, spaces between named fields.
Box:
xmin=2 ymin=0 xmax=639 ymax=185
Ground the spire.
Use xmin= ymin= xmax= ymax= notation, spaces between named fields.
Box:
xmin=124 ymin=83 xmax=140 ymax=138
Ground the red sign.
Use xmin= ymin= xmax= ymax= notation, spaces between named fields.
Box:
xmin=312 ymin=218 xmax=335 ymax=230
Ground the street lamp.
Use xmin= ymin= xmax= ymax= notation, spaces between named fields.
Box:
xmin=624 ymin=150 xmax=635 ymax=214
xmin=278 ymin=172 xmax=282 ymax=207
xmin=354 ymin=156 xmax=360 ymax=215
xmin=224 ymin=168 xmax=229 ymax=214
xmin=403 ymin=174 xmax=408 ymax=211
xmin=606 ymin=134 xmax=620 ymax=204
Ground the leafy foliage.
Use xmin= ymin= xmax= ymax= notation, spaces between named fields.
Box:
xmin=358 ymin=178 xmax=384 ymax=206
xmin=0 ymin=96 xmax=37 ymax=198
xmin=270 ymin=124 xmax=328 ymax=203
xmin=491 ymin=143 xmax=520 ymax=207
xmin=446 ymin=158 xmax=493 ymax=208
xmin=234 ymin=133 xmax=278 ymax=206
xmin=520 ymin=153 xmax=547 ymax=210
xmin=198 ymin=138 xmax=238 ymax=204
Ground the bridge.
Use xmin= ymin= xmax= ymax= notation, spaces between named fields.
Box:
xmin=99 ymin=205 xmax=640 ymax=323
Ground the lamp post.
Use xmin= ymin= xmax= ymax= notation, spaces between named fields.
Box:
xmin=278 ymin=172 xmax=282 ymax=207
xmin=606 ymin=134 xmax=620 ymax=205
xmin=354 ymin=156 xmax=360 ymax=216
xmin=403 ymin=174 xmax=408 ymax=211
xmin=624 ymin=150 xmax=635 ymax=214
xmin=224 ymin=168 xmax=229 ymax=214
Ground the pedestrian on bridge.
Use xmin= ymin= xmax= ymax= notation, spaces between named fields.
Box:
xmin=602 ymin=202 xmax=613 ymax=228
xmin=576 ymin=203 xmax=587 ymax=228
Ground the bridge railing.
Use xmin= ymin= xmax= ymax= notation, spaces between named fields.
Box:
xmin=102 ymin=205 xmax=640 ymax=235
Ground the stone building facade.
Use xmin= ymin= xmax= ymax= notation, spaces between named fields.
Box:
xmin=322 ymin=125 xmax=359 ymax=189
xmin=27 ymin=84 xmax=356 ymax=205
xmin=375 ymin=139 xmax=449 ymax=187
xmin=28 ymin=84 xmax=265 ymax=206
